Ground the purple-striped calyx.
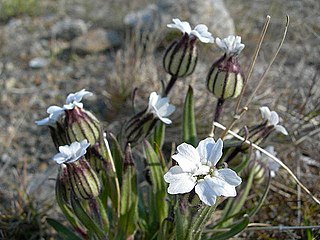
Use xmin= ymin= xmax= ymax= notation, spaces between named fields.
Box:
xmin=53 ymin=139 xmax=101 ymax=200
xmin=163 ymin=18 xmax=214 ymax=78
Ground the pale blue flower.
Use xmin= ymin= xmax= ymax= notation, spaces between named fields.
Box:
xmin=148 ymin=92 xmax=175 ymax=124
xmin=53 ymin=139 xmax=90 ymax=164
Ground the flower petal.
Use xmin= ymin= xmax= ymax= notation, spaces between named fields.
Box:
xmin=190 ymin=24 xmax=214 ymax=43
xmin=158 ymin=116 xmax=172 ymax=124
xmin=195 ymin=179 xmax=217 ymax=206
xmin=260 ymin=106 xmax=271 ymax=121
xmin=196 ymin=137 xmax=216 ymax=165
xmin=167 ymin=18 xmax=191 ymax=34
xmin=164 ymin=166 xmax=196 ymax=194
xmin=204 ymin=175 xmax=237 ymax=197
xmin=269 ymin=111 xmax=279 ymax=125
xmin=274 ymin=125 xmax=288 ymax=135
xmin=53 ymin=153 xmax=68 ymax=164
xmin=207 ymin=138 xmax=223 ymax=166
xmin=172 ymin=143 xmax=200 ymax=172
xmin=217 ymin=168 xmax=242 ymax=186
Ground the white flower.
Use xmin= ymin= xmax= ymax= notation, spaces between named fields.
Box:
xmin=36 ymin=89 xmax=93 ymax=126
xmin=216 ymin=35 xmax=245 ymax=56
xmin=167 ymin=18 xmax=214 ymax=43
xmin=148 ymin=92 xmax=175 ymax=124
xmin=260 ymin=106 xmax=288 ymax=135
xmin=256 ymin=146 xmax=280 ymax=177
xmin=164 ymin=138 xmax=242 ymax=206
xmin=35 ymin=105 xmax=65 ymax=126
xmin=64 ymin=89 xmax=93 ymax=110
xmin=53 ymin=139 xmax=90 ymax=164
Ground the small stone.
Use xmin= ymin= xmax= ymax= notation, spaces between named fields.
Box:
xmin=51 ymin=18 xmax=88 ymax=41
xmin=29 ymin=57 xmax=49 ymax=69
xmin=71 ymin=29 xmax=121 ymax=54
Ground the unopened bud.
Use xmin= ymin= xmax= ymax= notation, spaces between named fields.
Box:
xmin=65 ymin=107 xmax=101 ymax=146
xmin=207 ymin=55 xmax=244 ymax=99
xmin=66 ymin=158 xmax=101 ymax=200
xmin=163 ymin=33 xmax=198 ymax=78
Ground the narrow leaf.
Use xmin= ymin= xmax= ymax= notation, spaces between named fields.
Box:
xmin=183 ymin=86 xmax=197 ymax=147
xmin=47 ymin=218 xmax=82 ymax=240
xmin=71 ymin=197 xmax=106 ymax=240
xmin=210 ymin=215 xmax=249 ymax=240
xmin=144 ymin=140 xmax=168 ymax=232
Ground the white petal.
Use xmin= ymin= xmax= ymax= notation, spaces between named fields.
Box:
xmin=148 ymin=92 xmax=160 ymax=108
xmin=204 ymin=175 xmax=237 ymax=197
xmin=172 ymin=143 xmax=200 ymax=172
xmin=47 ymin=105 xmax=64 ymax=114
xmin=163 ymin=104 xmax=176 ymax=117
xmin=164 ymin=166 xmax=196 ymax=194
xmin=274 ymin=125 xmax=288 ymax=135
xmin=217 ymin=168 xmax=242 ymax=186
xmin=207 ymin=138 xmax=223 ymax=166
xmin=53 ymin=153 xmax=68 ymax=164
xmin=195 ymin=179 xmax=217 ymax=206
xmin=269 ymin=111 xmax=279 ymax=125
xmin=59 ymin=145 xmax=72 ymax=156
xmin=158 ymin=116 xmax=172 ymax=124
xmin=167 ymin=18 xmax=192 ymax=34
xmin=260 ymin=106 xmax=271 ymax=121
xmin=215 ymin=35 xmax=244 ymax=55
xmin=35 ymin=117 xmax=51 ymax=126
xmin=66 ymin=89 xmax=92 ymax=104
xmin=154 ymin=96 xmax=169 ymax=109
xmin=196 ymin=137 xmax=216 ymax=164
xmin=190 ymin=24 xmax=214 ymax=43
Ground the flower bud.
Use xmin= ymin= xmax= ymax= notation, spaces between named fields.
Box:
xmin=207 ymin=55 xmax=244 ymax=99
xmin=66 ymin=158 xmax=101 ymax=200
xmin=163 ymin=33 xmax=198 ymax=78
xmin=65 ymin=107 xmax=101 ymax=146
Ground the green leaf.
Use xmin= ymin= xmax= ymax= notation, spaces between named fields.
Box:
xmin=47 ymin=218 xmax=82 ymax=240
xmin=183 ymin=86 xmax=197 ymax=147
xmin=209 ymin=215 xmax=249 ymax=240
xmin=71 ymin=197 xmax=106 ymax=240
xmin=116 ymin=144 xmax=138 ymax=239
xmin=109 ymin=132 xmax=124 ymax=184
xmin=144 ymin=140 xmax=168 ymax=233
xmin=55 ymin=176 xmax=86 ymax=235
xmin=151 ymin=122 xmax=166 ymax=150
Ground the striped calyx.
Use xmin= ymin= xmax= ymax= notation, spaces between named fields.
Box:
xmin=65 ymin=158 xmax=101 ymax=200
xmin=163 ymin=33 xmax=198 ymax=78
xmin=207 ymin=55 xmax=244 ymax=99
xmin=65 ymin=107 xmax=101 ymax=146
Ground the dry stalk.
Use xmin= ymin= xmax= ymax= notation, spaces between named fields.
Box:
xmin=214 ymin=121 xmax=320 ymax=205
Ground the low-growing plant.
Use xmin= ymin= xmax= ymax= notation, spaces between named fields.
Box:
xmin=35 ymin=16 xmax=320 ymax=239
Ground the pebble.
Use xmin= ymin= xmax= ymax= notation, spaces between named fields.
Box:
xmin=29 ymin=57 xmax=50 ymax=69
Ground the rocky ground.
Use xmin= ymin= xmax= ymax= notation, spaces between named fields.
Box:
xmin=0 ymin=0 xmax=319 ymax=239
